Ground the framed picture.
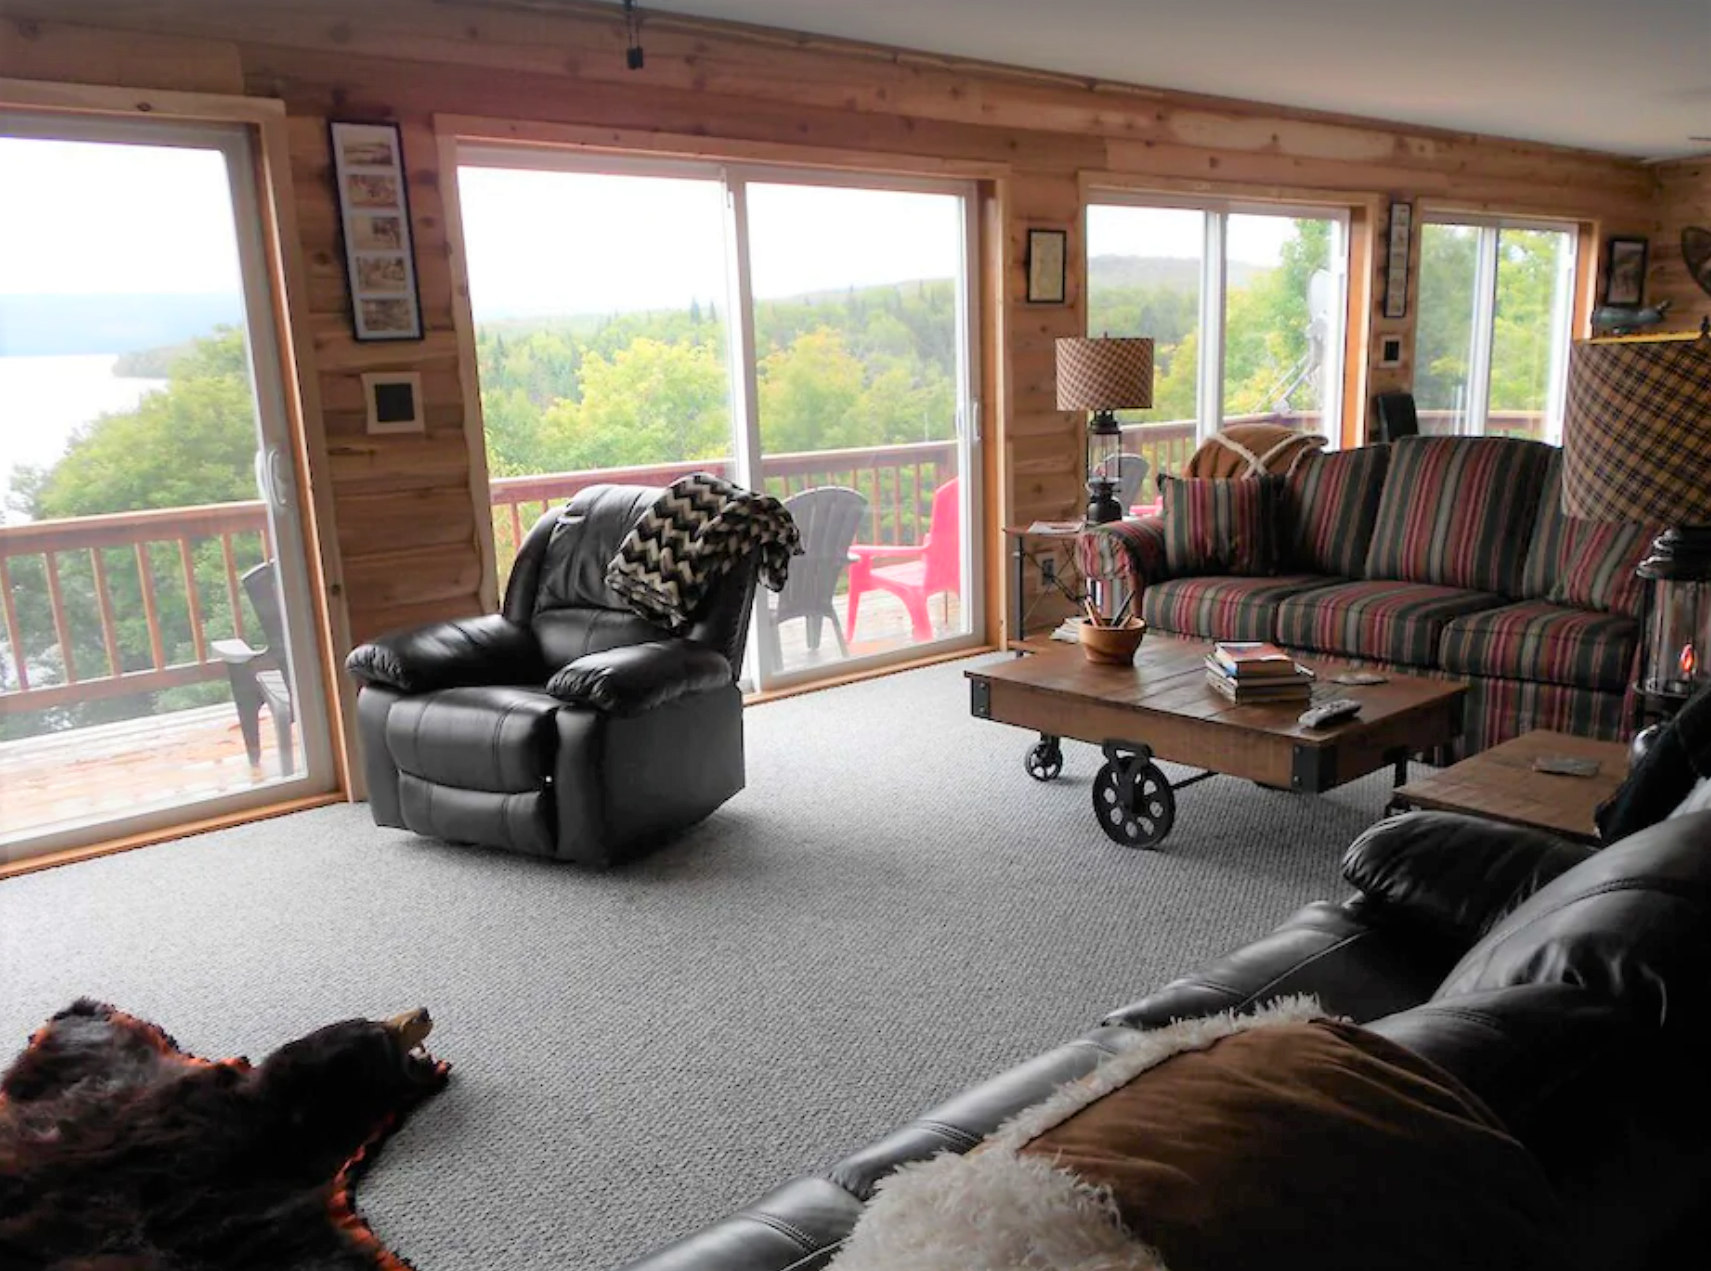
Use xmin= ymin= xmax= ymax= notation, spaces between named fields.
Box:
xmin=1026 ymin=228 xmax=1068 ymax=304
xmin=1383 ymin=201 xmax=1412 ymax=320
xmin=329 ymin=121 xmax=423 ymax=342
xmin=1604 ymin=236 xmax=1649 ymax=307
xmin=362 ymin=372 xmax=425 ymax=434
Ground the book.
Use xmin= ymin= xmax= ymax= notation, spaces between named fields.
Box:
xmin=1027 ymin=520 xmax=1085 ymax=535
xmin=1211 ymin=641 xmax=1297 ymax=677
xmin=1205 ymin=669 xmax=1313 ymax=703
xmin=1204 ymin=654 xmax=1314 ymax=685
xmin=1050 ymin=616 xmax=1083 ymax=643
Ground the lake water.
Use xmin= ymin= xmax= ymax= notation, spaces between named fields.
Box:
xmin=0 ymin=355 xmax=167 ymax=520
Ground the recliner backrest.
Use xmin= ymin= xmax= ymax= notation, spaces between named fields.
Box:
xmin=1432 ymin=811 xmax=1711 ymax=1033
xmin=503 ymin=483 xmax=758 ymax=674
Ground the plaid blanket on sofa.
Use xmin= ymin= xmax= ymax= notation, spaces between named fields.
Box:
xmin=606 ymin=473 xmax=801 ymax=630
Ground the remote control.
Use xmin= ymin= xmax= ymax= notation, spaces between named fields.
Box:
xmin=1298 ymin=698 xmax=1363 ymax=729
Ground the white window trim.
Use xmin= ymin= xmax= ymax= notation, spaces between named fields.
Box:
xmin=454 ymin=144 xmax=986 ymax=692
xmin=1087 ymin=193 xmax=1353 ymax=450
xmin=1421 ymin=213 xmax=1580 ymax=442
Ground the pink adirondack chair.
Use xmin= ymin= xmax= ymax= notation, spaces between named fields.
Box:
xmin=846 ymin=477 xmax=961 ymax=643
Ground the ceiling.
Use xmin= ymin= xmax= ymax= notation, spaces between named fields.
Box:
xmin=623 ymin=0 xmax=1711 ymax=160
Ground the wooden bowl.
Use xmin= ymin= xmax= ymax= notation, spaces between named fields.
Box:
xmin=1078 ymin=617 xmax=1147 ymax=665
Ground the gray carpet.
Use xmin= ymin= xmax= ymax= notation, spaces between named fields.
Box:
xmin=0 ymin=654 xmax=1404 ymax=1270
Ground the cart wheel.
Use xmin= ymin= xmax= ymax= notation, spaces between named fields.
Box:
xmin=1024 ymin=738 xmax=1064 ymax=782
xmin=1092 ymin=759 xmax=1175 ymax=848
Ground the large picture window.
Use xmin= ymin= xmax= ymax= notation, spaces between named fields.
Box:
xmin=455 ymin=152 xmax=981 ymax=691
xmin=1414 ymin=217 xmax=1577 ymax=442
xmin=1087 ymin=197 xmax=1349 ymax=485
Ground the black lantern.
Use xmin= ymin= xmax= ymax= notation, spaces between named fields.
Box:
xmin=1561 ymin=326 xmax=1711 ymax=724
xmin=1055 ymin=336 xmax=1155 ymax=525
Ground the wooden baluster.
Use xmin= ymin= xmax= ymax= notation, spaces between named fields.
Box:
xmin=178 ymin=537 xmax=207 ymax=665
xmin=43 ymin=551 xmax=78 ymax=684
xmin=890 ymin=465 xmax=903 ymax=545
xmin=508 ymin=501 xmax=523 ymax=563
xmin=90 ymin=548 xmax=123 ymax=679
xmin=134 ymin=542 xmax=167 ymax=672
xmin=0 ymin=556 xmax=28 ymax=691
xmin=220 ymin=533 xmax=245 ymax=643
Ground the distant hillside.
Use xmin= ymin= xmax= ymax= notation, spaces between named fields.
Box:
xmin=1088 ymin=255 xmax=1266 ymax=291
xmin=0 ymin=294 xmax=244 ymax=358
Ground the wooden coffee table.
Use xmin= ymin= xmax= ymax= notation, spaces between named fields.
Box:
xmin=1393 ymin=729 xmax=1630 ymax=843
xmin=966 ymin=636 xmax=1466 ymax=848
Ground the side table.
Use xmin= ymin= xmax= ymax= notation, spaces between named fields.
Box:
xmin=1393 ymin=729 xmax=1631 ymax=844
xmin=1001 ymin=523 xmax=1085 ymax=653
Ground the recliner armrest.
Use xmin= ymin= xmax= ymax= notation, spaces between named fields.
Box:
xmin=345 ymin=614 xmax=545 ymax=693
xmin=546 ymin=638 xmax=733 ymax=714
xmin=1341 ymin=811 xmax=1594 ymax=949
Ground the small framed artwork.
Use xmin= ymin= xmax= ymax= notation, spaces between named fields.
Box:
xmin=1026 ymin=228 xmax=1068 ymax=304
xmin=1383 ymin=201 xmax=1412 ymax=320
xmin=1604 ymin=236 xmax=1649 ymax=307
xmin=1377 ymin=334 xmax=1405 ymax=369
xmin=362 ymin=372 xmax=425 ymax=433
xmin=329 ymin=120 xmax=423 ymax=342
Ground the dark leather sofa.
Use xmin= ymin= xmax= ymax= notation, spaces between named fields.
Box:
xmin=345 ymin=485 xmax=759 ymax=867
xmin=620 ymin=807 xmax=1711 ymax=1270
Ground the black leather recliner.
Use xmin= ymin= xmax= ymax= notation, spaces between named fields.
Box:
xmin=618 ymin=806 xmax=1711 ymax=1270
xmin=345 ymin=485 xmax=760 ymax=867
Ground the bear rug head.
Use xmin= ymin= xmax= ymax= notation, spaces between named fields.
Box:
xmin=0 ymin=998 xmax=450 ymax=1271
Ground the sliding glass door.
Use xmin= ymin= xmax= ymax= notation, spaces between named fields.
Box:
xmin=0 ymin=114 xmax=334 ymax=862
xmin=457 ymin=150 xmax=982 ymax=690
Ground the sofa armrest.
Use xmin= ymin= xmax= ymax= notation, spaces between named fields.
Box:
xmin=546 ymin=638 xmax=733 ymax=714
xmin=1341 ymin=811 xmax=1594 ymax=949
xmin=345 ymin=614 xmax=545 ymax=693
xmin=1078 ymin=515 xmax=1168 ymax=591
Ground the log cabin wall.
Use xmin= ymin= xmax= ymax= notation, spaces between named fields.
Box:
xmin=1650 ymin=158 xmax=1711 ymax=331
xmin=0 ymin=2 xmax=1665 ymax=708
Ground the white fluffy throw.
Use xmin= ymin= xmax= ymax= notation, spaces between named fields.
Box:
xmin=827 ymin=996 xmax=1327 ymax=1271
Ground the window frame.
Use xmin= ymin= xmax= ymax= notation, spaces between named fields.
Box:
xmin=453 ymin=144 xmax=986 ymax=692
xmin=1085 ymin=189 xmax=1353 ymax=453
xmin=1415 ymin=211 xmax=1580 ymax=442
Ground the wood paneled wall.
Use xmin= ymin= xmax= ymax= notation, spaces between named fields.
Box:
xmin=1651 ymin=158 xmax=1711 ymax=331
xmin=0 ymin=1 xmax=1667 ymax=704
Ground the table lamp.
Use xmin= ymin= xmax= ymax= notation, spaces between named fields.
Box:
xmin=1560 ymin=321 xmax=1711 ymax=719
xmin=1056 ymin=336 xmax=1154 ymax=524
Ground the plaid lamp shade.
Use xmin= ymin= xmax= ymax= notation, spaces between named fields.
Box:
xmin=1561 ymin=334 xmax=1711 ymax=522
xmin=1056 ymin=337 xmax=1155 ymax=412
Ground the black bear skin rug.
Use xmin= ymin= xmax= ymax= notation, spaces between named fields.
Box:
xmin=0 ymin=999 xmax=449 ymax=1271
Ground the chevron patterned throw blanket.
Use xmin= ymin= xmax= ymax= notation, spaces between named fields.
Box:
xmin=606 ymin=473 xmax=801 ymax=630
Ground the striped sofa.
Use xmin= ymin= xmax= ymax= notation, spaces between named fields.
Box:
xmin=1080 ymin=435 xmax=1656 ymax=755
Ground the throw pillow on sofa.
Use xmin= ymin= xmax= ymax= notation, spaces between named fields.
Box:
xmin=829 ymin=999 xmax=1569 ymax=1271
xmin=1283 ymin=444 xmax=1390 ymax=577
xmin=1159 ymin=474 xmax=1281 ymax=577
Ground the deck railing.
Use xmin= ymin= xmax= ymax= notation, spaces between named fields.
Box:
xmin=0 ymin=502 xmax=270 ymax=715
xmin=489 ymin=439 xmax=960 ymax=579
xmin=0 ymin=412 xmax=1552 ymax=719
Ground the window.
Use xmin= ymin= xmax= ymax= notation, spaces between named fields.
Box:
xmin=455 ymin=152 xmax=981 ymax=690
xmin=1414 ymin=217 xmax=1577 ymax=442
xmin=1087 ymin=197 xmax=1349 ymax=484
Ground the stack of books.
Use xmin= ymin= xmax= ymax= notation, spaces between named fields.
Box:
xmin=1205 ymin=641 xmax=1314 ymax=703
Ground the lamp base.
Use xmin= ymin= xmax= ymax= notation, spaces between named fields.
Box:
xmin=1086 ymin=477 xmax=1124 ymax=525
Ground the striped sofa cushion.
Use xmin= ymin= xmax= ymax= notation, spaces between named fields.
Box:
xmin=1364 ymin=436 xmax=1553 ymax=595
xmin=1160 ymin=475 xmax=1282 ymax=577
xmin=1439 ymin=601 xmax=1640 ymax=692
xmin=1521 ymin=452 xmax=1655 ymax=617
xmin=1275 ymin=580 xmax=1505 ymax=667
xmin=1141 ymin=575 xmax=1341 ymax=642
xmin=1283 ymin=445 xmax=1390 ymax=578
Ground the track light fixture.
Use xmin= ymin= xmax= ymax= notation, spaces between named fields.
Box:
xmin=623 ymin=0 xmax=644 ymax=70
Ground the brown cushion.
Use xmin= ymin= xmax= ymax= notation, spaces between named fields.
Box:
xmin=1017 ymin=1019 xmax=1570 ymax=1271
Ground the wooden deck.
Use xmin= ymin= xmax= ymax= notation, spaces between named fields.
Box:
xmin=0 ymin=590 xmax=961 ymax=845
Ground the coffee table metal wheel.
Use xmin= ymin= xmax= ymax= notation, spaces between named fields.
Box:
xmin=1024 ymin=735 xmax=1064 ymax=782
xmin=1092 ymin=742 xmax=1176 ymax=848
